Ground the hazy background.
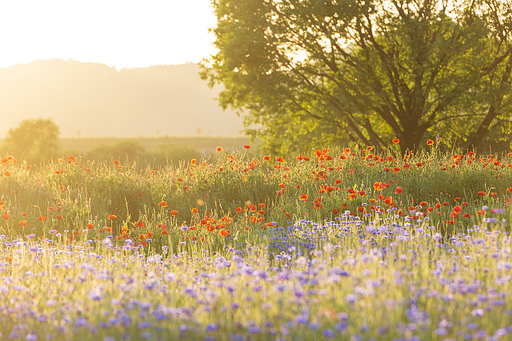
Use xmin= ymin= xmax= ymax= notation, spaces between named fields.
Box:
xmin=0 ymin=0 xmax=243 ymax=141
xmin=0 ymin=59 xmax=245 ymax=138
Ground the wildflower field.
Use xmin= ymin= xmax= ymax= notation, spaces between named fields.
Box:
xmin=1 ymin=141 xmax=512 ymax=341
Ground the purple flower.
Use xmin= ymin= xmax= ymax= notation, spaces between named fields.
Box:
xmin=206 ymin=323 xmax=218 ymax=333
xmin=138 ymin=322 xmax=151 ymax=329
xmin=346 ymin=294 xmax=357 ymax=303
xmin=323 ymin=329 xmax=335 ymax=338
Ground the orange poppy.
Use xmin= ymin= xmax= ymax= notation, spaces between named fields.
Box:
xmin=158 ymin=201 xmax=168 ymax=207
xmin=426 ymin=139 xmax=434 ymax=145
xmin=107 ymin=214 xmax=116 ymax=219
xmin=171 ymin=210 xmax=178 ymax=216
xmin=216 ymin=146 xmax=223 ymax=152
xmin=392 ymin=139 xmax=400 ymax=144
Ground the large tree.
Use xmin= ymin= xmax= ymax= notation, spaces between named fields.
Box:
xmin=201 ymin=0 xmax=512 ymax=153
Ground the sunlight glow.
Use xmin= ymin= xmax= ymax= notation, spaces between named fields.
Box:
xmin=0 ymin=0 xmax=217 ymax=69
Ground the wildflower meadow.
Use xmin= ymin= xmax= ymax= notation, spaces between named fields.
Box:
xmin=1 ymin=140 xmax=512 ymax=340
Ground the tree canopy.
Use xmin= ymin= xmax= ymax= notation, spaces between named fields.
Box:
xmin=201 ymin=0 xmax=512 ymax=153
xmin=2 ymin=118 xmax=60 ymax=162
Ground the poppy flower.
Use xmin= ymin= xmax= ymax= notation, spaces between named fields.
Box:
xmin=216 ymin=146 xmax=223 ymax=152
xmin=38 ymin=216 xmax=47 ymax=221
xmin=191 ymin=159 xmax=197 ymax=165
xmin=244 ymin=145 xmax=251 ymax=149
xmin=392 ymin=139 xmax=400 ymax=144
xmin=107 ymin=214 xmax=116 ymax=220
xmin=263 ymin=155 xmax=271 ymax=161
xmin=427 ymin=139 xmax=434 ymax=145
xmin=395 ymin=187 xmax=403 ymax=194
xmin=393 ymin=167 xmax=401 ymax=173
xmin=276 ymin=157 xmax=284 ymax=163
xmin=478 ymin=191 xmax=486 ymax=196
xmin=171 ymin=210 xmax=178 ymax=216
xmin=158 ymin=201 xmax=168 ymax=207
xmin=191 ymin=208 xmax=198 ymax=214
xmin=299 ymin=193 xmax=308 ymax=201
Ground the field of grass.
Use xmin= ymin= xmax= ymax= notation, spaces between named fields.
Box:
xmin=1 ymin=141 xmax=512 ymax=340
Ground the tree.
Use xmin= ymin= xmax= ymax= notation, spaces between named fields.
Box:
xmin=2 ymin=118 xmax=60 ymax=162
xmin=201 ymin=0 xmax=512 ymax=153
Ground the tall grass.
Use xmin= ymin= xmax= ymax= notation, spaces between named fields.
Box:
xmin=0 ymin=143 xmax=511 ymax=340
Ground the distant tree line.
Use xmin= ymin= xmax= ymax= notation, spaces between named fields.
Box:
xmin=0 ymin=119 xmax=202 ymax=166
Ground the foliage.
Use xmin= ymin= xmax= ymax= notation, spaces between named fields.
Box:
xmin=202 ymin=0 xmax=512 ymax=154
xmin=1 ymin=118 xmax=60 ymax=163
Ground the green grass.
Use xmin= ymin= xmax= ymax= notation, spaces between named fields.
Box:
xmin=0 ymin=143 xmax=511 ymax=340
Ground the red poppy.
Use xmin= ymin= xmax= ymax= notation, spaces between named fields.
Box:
xmin=426 ymin=139 xmax=434 ymax=145
xmin=395 ymin=187 xmax=403 ymax=194
xmin=216 ymin=146 xmax=223 ymax=152
xmin=392 ymin=139 xmax=400 ymax=144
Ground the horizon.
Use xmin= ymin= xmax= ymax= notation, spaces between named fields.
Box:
xmin=0 ymin=0 xmax=217 ymax=70
xmin=0 ymin=58 xmax=201 ymax=71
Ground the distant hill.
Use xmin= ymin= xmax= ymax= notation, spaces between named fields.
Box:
xmin=0 ymin=59 xmax=245 ymax=138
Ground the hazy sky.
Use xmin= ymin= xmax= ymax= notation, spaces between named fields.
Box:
xmin=0 ymin=0 xmax=217 ymax=69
